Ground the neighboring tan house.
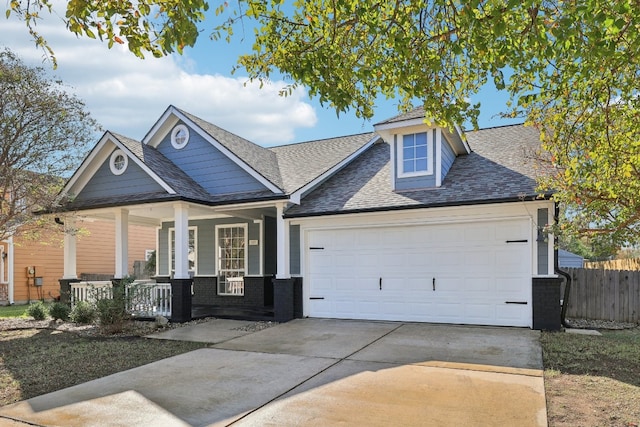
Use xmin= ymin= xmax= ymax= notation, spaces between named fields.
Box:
xmin=53 ymin=105 xmax=562 ymax=329
xmin=0 ymin=220 xmax=155 ymax=304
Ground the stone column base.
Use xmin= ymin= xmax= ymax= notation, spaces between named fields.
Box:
xmin=273 ymin=278 xmax=295 ymax=322
xmin=171 ymin=278 xmax=193 ymax=323
xmin=532 ymin=277 xmax=562 ymax=330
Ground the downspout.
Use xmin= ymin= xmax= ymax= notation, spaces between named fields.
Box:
xmin=7 ymin=236 xmax=14 ymax=305
xmin=554 ymin=203 xmax=572 ymax=328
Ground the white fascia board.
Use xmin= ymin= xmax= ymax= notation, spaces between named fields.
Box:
xmin=289 ymin=135 xmax=381 ymax=204
xmin=373 ymin=117 xmax=428 ymax=132
xmin=142 ymin=105 xmax=179 ymax=147
xmin=145 ymin=107 xmax=283 ymax=195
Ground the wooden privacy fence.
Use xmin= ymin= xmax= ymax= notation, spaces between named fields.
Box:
xmin=584 ymin=258 xmax=640 ymax=271
xmin=563 ymin=267 xmax=640 ymax=323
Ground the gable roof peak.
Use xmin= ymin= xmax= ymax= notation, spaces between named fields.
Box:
xmin=375 ymin=106 xmax=426 ymax=126
xmin=172 ymin=108 xmax=284 ymax=191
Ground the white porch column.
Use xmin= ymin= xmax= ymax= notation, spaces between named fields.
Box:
xmin=7 ymin=236 xmax=14 ymax=304
xmin=173 ymin=203 xmax=190 ymax=279
xmin=63 ymin=217 xmax=77 ymax=279
xmin=114 ymin=209 xmax=129 ymax=279
xmin=276 ymin=202 xmax=290 ymax=279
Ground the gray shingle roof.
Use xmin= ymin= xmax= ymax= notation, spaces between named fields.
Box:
xmin=269 ymin=133 xmax=375 ymax=193
xmin=285 ymin=124 xmax=548 ymax=217
xmin=177 ymin=108 xmax=284 ymax=191
xmin=375 ymin=106 xmax=426 ymax=125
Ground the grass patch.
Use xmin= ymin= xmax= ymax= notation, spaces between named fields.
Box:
xmin=0 ymin=305 xmax=28 ymax=318
xmin=541 ymin=328 xmax=640 ymax=426
xmin=541 ymin=328 xmax=640 ymax=386
xmin=0 ymin=328 xmax=206 ymax=406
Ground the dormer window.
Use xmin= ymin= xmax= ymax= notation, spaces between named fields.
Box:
xmin=398 ymin=132 xmax=432 ymax=177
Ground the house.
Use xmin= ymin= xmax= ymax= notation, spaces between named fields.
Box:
xmin=0 ymin=220 xmax=155 ymax=305
xmin=54 ymin=105 xmax=562 ymax=329
xmin=558 ymin=249 xmax=584 ymax=268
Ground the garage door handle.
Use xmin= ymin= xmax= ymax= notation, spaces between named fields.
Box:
xmin=506 ymin=239 xmax=528 ymax=243
xmin=379 ymin=277 xmax=382 ymax=290
xmin=505 ymin=301 xmax=528 ymax=305
xmin=432 ymin=277 xmax=435 ymax=291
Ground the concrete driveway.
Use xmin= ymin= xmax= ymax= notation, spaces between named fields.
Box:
xmin=0 ymin=319 xmax=547 ymax=426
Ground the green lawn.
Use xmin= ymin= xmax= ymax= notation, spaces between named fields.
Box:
xmin=0 ymin=305 xmax=29 ymax=318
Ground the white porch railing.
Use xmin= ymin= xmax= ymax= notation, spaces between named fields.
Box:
xmin=70 ymin=281 xmax=172 ymax=318
xmin=126 ymin=282 xmax=172 ymax=317
xmin=71 ymin=281 xmax=113 ymax=306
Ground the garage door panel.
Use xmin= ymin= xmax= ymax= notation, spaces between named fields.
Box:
xmin=496 ymin=304 xmax=528 ymax=323
xmin=496 ymin=222 xmax=529 ymax=240
xmin=464 ymin=224 xmax=494 ymax=242
xmin=309 ymin=276 xmax=334 ymax=293
xmin=463 ymin=250 xmax=495 ymax=270
xmin=429 ymin=226 xmax=463 ymax=244
xmin=356 ymin=276 xmax=379 ymax=292
xmin=307 ymin=220 xmax=531 ymax=327
xmin=355 ymin=229 xmax=382 ymax=247
xmin=463 ymin=303 xmax=495 ymax=322
xmin=463 ymin=276 xmax=493 ymax=292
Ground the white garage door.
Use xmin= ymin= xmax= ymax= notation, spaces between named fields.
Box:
xmin=306 ymin=219 xmax=532 ymax=327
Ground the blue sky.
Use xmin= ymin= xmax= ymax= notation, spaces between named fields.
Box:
xmin=1 ymin=2 xmax=520 ymax=147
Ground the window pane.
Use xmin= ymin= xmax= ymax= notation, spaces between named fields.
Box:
xmin=415 ymin=132 xmax=427 ymax=146
xmin=415 ymin=144 xmax=427 ymax=158
xmin=416 ymin=157 xmax=428 ymax=171
xmin=402 ymin=134 xmax=414 ymax=149
xmin=218 ymin=225 xmax=247 ymax=295
xmin=403 ymin=159 xmax=414 ymax=173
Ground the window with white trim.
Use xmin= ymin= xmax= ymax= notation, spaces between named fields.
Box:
xmin=169 ymin=227 xmax=197 ymax=275
xmin=109 ymin=149 xmax=128 ymax=175
xmin=398 ymin=132 xmax=432 ymax=177
xmin=171 ymin=124 xmax=190 ymax=149
xmin=216 ymin=224 xmax=247 ymax=296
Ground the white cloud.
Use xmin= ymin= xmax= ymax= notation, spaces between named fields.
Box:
xmin=0 ymin=10 xmax=317 ymax=146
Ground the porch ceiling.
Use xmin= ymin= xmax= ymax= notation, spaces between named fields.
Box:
xmin=70 ymin=201 xmax=278 ymax=227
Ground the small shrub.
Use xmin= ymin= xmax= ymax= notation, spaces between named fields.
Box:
xmin=96 ymin=295 xmax=129 ymax=334
xmin=49 ymin=302 xmax=71 ymax=321
xmin=27 ymin=301 xmax=48 ymax=321
xmin=70 ymin=301 xmax=97 ymax=324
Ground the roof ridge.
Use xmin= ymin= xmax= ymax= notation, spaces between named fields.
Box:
xmin=465 ymin=122 xmax=527 ymax=132
xmin=268 ymin=131 xmax=375 ymax=150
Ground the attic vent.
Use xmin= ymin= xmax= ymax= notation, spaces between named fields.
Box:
xmin=109 ymin=149 xmax=128 ymax=176
xmin=171 ymin=124 xmax=190 ymax=149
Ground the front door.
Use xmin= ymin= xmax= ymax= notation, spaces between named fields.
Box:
xmin=216 ymin=224 xmax=247 ymax=295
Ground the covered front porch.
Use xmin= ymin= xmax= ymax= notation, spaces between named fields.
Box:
xmin=60 ymin=199 xmax=301 ymax=322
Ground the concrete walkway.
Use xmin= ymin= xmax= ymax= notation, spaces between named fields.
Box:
xmin=0 ymin=319 xmax=547 ymax=426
